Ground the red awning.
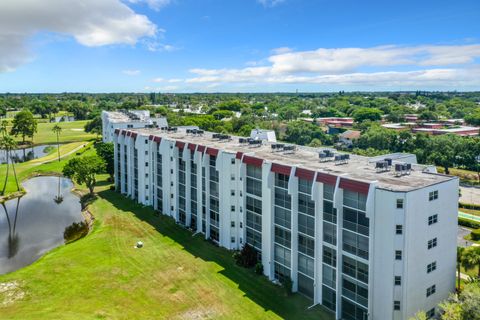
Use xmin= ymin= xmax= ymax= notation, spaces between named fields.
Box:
xmin=316 ymin=172 xmax=338 ymax=185
xmin=295 ymin=168 xmax=315 ymax=181
xmin=121 ymin=130 xmax=127 ymax=136
xmin=339 ymin=178 xmax=370 ymax=194
xmin=206 ymin=147 xmax=219 ymax=157
xmin=197 ymin=145 xmax=206 ymax=153
xmin=242 ymin=155 xmax=263 ymax=167
xmin=188 ymin=143 xmax=197 ymax=151
xmin=235 ymin=152 xmax=243 ymax=160
xmin=126 ymin=131 xmax=132 ymax=137
xmin=148 ymin=135 xmax=154 ymax=141
xmin=175 ymin=141 xmax=185 ymax=149
xmin=271 ymin=163 xmax=291 ymax=175
xmin=114 ymin=129 xmax=120 ymax=135
xmin=131 ymin=132 xmax=138 ymax=139
xmin=153 ymin=136 xmax=161 ymax=143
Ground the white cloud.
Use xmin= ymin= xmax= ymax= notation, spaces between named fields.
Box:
xmin=168 ymin=78 xmax=183 ymax=83
xmin=185 ymin=44 xmax=480 ymax=88
xmin=0 ymin=0 xmax=159 ymax=72
xmin=271 ymin=47 xmax=292 ymax=54
xmin=127 ymin=0 xmax=172 ymax=11
xmin=257 ymin=0 xmax=286 ymax=7
xmin=152 ymin=77 xmax=164 ymax=82
xmin=123 ymin=69 xmax=141 ymax=76
xmin=144 ymin=85 xmax=179 ymax=91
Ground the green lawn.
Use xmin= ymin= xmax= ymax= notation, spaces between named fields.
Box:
xmin=0 ymin=142 xmax=94 ymax=196
xmin=0 ymin=179 xmax=333 ymax=319
xmin=4 ymin=120 xmax=96 ymax=145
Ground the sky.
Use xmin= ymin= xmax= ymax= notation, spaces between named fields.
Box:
xmin=0 ymin=0 xmax=479 ymax=93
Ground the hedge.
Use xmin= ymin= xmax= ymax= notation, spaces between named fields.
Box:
xmin=458 ymin=217 xmax=480 ymax=229
xmin=471 ymin=229 xmax=480 ymax=241
xmin=459 ymin=202 xmax=480 ymax=211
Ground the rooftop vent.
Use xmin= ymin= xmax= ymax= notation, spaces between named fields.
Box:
xmin=186 ymin=128 xmax=204 ymax=136
xmin=271 ymin=143 xmax=285 ymax=152
xmin=319 ymin=149 xmax=335 ymax=162
xmin=394 ymin=163 xmax=411 ymax=177
xmin=375 ymin=160 xmax=390 ymax=173
xmin=167 ymin=127 xmax=178 ymax=132
xmin=283 ymin=145 xmax=296 ymax=154
xmin=248 ymin=139 xmax=262 ymax=147
xmin=334 ymin=154 xmax=350 ymax=165
xmin=239 ymin=137 xmax=249 ymax=144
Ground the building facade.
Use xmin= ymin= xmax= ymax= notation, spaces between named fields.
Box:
xmin=113 ymin=127 xmax=458 ymax=320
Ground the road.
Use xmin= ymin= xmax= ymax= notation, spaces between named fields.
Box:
xmin=460 ymin=185 xmax=480 ymax=205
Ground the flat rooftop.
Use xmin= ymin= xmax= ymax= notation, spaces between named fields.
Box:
xmin=104 ymin=110 xmax=150 ymax=123
xmin=131 ymin=128 xmax=456 ymax=192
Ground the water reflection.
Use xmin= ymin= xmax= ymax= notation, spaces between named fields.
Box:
xmin=0 ymin=176 xmax=83 ymax=274
xmin=0 ymin=145 xmax=52 ymax=164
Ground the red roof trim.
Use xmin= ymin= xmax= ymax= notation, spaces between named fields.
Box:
xmin=175 ymin=141 xmax=185 ymax=149
xmin=339 ymin=178 xmax=370 ymax=194
xmin=114 ymin=129 xmax=120 ymax=135
xmin=153 ymin=136 xmax=161 ymax=143
xmin=131 ymin=132 xmax=138 ymax=139
xmin=235 ymin=152 xmax=243 ymax=160
xmin=242 ymin=155 xmax=263 ymax=167
xmin=121 ymin=130 xmax=127 ymax=136
xmin=126 ymin=131 xmax=132 ymax=137
xmin=206 ymin=147 xmax=219 ymax=157
xmin=295 ymin=168 xmax=315 ymax=181
xmin=148 ymin=135 xmax=154 ymax=141
xmin=271 ymin=163 xmax=292 ymax=176
xmin=197 ymin=145 xmax=206 ymax=153
xmin=188 ymin=143 xmax=197 ymax=151
xmin=316 ymin=172 xmax=338 ymax=185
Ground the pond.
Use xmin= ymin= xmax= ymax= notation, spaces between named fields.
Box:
xmin=0 ymin=176 xmax=83 ymax=275
xmin=52 ymin=116 xmax=75 ymax=123
xmin=0 ymin=144 xmax=54 ymax=164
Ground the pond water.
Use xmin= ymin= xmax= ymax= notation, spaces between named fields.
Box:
xmin=0 ymin=176 xmax=83 ymax=275
xmin=0 ymin=144 xmax=53 ymax=164
xmin=53 ymin=116 xmax=75 ymax=123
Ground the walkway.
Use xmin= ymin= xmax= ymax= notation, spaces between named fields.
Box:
xmin=459 ymin=211 xmax=480 ymax=223
xmin=460 ymin=185 xmax=480 ymax=205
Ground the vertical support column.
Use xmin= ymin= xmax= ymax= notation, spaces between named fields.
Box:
xmin=262 ymin=162 xmax=274 ymax=280
xmin=312 ymin=174 xmax=324 ymax=305
xmin=289 ymin=167 xmax=299 ymax=292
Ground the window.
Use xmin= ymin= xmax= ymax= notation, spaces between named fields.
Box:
xmin=427 ymin=238 xmax=438 ymax=250
xmin=428 ymin=214 xmax=438 ymax=225
xmin=323 ymin=246 xmax=337 ymax=267
xmin=231 ymin=174 xmax=235 ymax=181
xmin=426 ymin=285 xmax=436 ymax=297
xmin=394 ymin=276 xmax=401 ymax=286
xmin=231 ymin=205 xmax=235 ymax=212
xmin=394 ymin=301 xmax=401 ymax=311
xmin=145 ymin=150 xmax=148 ymax=154
xmin=231 ymin=158 xmax=235 ymax=164
xmin=396 ymin=225 xmax=403 ymax=235
xmin=145 ymin=139 xmax=148 ymax=144
xmin=429 ymin=190 xmax=438 ymax=201
xmin=231 ymin=190 xmax=235 ymax=196
xmin=231 ymin=237 xmax=235 ymax=243
xmin=427 ymin=261 xmax=437 ymax=273
xmin=396 ymin=199 xmax=404 ymax=209
xmin=395 ymin=250 xmax=402 ymax=260
xmin=145 ymin=162 xmax=149 ymax=167
xmin=426 ymin=308 xmax=435 ymax=318
xmin=240 ymin=222 xmax=243 ymax=228
xmin=231 ymin=221 xmax=235 ymax=227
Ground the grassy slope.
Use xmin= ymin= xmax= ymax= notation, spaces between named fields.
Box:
xmin=0 ymin=179 xmax=333 ymax=320
xmin=0 ymin=142 xmax=94 ymax=195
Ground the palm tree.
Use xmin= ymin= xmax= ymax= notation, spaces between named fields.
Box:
xmin=457 ymin=247 xmax=465 ymax=291
xmin=52 ymin=124 xmax=62 ymax=162
xmin=0 ymin=135 xmax=19 ymax=195
xmin=461 ymin=246 xmax=480 ymax=279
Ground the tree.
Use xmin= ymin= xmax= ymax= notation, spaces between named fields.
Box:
xmin=84 ymin=115 xmax=102 ymax=135
xmin=52 ymin=124 xmax=62 ymax=162
xmin=438 ymin=282 xmax=480 ymax=320
xmin=352 ymin=107 xmax=383 ymax=123
xmin=458 ymin=247 xmax=466 ymax=292
xmin=10 ymin=109 xmax=37 ymax=143
xmin=63 ymin=155 xmax=106 ymax=194
xmin=284 ymin=121 xmax=328 ymax=145
xmin=95 ymin=142 xmax=114 ymax=180
xmin=0 ymin=134 xmax=20 ymax=195
xmin=462 ymin=246 xmax=480 ymax=278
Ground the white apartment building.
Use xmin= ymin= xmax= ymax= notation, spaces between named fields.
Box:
xmin=113 ymin=127 xmax=458 ymax=320
xmin=101 ymin=110 xmax=168 ymax=143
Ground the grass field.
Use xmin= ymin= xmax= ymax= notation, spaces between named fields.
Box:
xmin=0 ymin=142 xmax=94 ymax=196
xmin=3 ymin=120 xmax=96 ymax=145
xmin=0 ymin=176 xmax=333 ymax=319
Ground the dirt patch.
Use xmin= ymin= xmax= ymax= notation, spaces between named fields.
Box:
xmin=0 ymin=281 xmax=25 ymax=307
xmin=177 ymin=309 xmax=218 ymax=320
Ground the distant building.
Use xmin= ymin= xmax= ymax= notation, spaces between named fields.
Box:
xmin=250 ymin=129 xmax=277 ymax=142
xmin=339 ymin=130 xmax=361 ymax=146
xmin=101 ymin=110 xmax=168 ymax=143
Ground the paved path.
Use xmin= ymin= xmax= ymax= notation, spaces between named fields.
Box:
xmin=458 ymin=227 xmax=475 ymax=247
xmin=459 ymin=211 xmax=480 ymax=223
xmin=28 ymin=143 xmax=86 ymax=167
xmin=460 ymin=185 xmax=480 ymax=205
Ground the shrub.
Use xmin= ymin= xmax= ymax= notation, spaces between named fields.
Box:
xmin=255 ymin=262 xmax=264 ymax=275
xmin=459 ymin=202 xmax=480 ymax=211
xmin=282 ymin=277 xmax=293 ymax=296
xmin=459 ymin=217 xmax=480 ymax=229
xmin=471 ymin=229 xmax=480 ymax=241
xmin=64 ymin=221 xmax=89 ymax=243
xmin=234 ymin=244 xmax=258 ymax=268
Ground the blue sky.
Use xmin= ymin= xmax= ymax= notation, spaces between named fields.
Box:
xmin=0 ymin=0 xmax=479 ymax=92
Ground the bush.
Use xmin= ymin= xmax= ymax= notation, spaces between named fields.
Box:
xmin=234 ymin=244 xmax=258 ymax=268
xmin=459 ymin=217 xmax=480 ymax=229
xmin=64 ymin=221 xmax=89 ymax=243
xmin=459 ymin=202 xmax=480 ymax=211
xmin=255 ymin=262 xmax=264 ymax=275
xmin=282 ymin=277 xmax=293 ymax=296
xmin=471 ymin=229 xmax=480 ymax=241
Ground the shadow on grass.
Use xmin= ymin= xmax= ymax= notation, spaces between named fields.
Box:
xmin=98 ymin=189 xmax=334 ymax=320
